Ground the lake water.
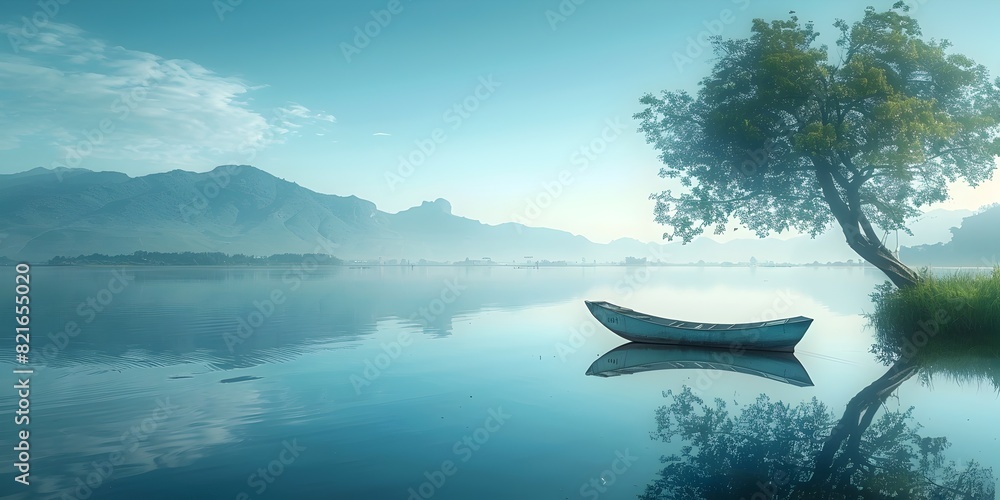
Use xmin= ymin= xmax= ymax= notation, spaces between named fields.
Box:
xmin=1 ymin=266 xmax=997 ymax=499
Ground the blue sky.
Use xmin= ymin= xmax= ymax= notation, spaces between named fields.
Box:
xmin=1 ymin=0 xmax=998 ymax=243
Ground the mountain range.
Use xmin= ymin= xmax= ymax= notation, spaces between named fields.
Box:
xmin=902 ymin=204 xmax=1000 ymax=267
xmin=0 ymin=165 xmax=989 ymax=265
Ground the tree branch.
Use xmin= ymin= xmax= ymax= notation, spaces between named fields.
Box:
xmin=856 ymin=209 xmax=885 ymax=246
xmin=925 ymin=146 xmax=971 ymax=161
xmin=813 ymin=162 xmax=853 ymax=225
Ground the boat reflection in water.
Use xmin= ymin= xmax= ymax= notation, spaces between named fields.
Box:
xmin=585 ymin=342 xmax=814 ymax=387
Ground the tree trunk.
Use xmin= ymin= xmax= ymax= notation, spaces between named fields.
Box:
xmin=813 ymin=166 xmax=922 ymax=288
xmin=806 ymin=359 xmax=919 ymax=488
xmin=838 ymin=223 xmax=922 ymax=288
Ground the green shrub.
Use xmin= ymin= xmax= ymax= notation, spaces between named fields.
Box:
xmin=867 ymin=268 xmax=1000 ymax=387
xmin=868 ymin=269 xmax=1000 ymax=354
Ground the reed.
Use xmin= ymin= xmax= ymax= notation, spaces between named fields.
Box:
xmin=865 ymin=267 xmax=1000 ymax=361
xmin=867 ymin=268 xmax=1000 ymax=387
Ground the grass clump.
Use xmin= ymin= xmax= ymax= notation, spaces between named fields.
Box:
xmin=867 ymin=268 xmax=1000 ymax=388
xmin=868 ymin=268 xmax=1000 ymax=357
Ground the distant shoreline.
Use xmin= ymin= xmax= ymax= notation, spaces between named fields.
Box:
xmin=3 ymin=262 xmax=994 ymax=270
xmin=0 ymin=250 xmax=993 ymax=269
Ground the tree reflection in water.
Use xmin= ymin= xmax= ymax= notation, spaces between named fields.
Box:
xmin=639 ymin=359 xmax=996 ymax=499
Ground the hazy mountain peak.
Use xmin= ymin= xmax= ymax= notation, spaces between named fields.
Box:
xmin=211 ymin=164 xmax=260 ymax=174
xmin=27 ymin=166 xmax=58 ymax=174
xmin=415 ymin=198 xmax=452 ymax=215
xmin=610 ymin=237 xmax=645 ymax=244
xmin=2 ymin=166 xmax=131 ymax=187
xmin=3 ymin=166 xmax=92 ymax=179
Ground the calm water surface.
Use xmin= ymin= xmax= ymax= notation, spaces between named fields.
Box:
xmin=1 ymin=266 xmax=997 ymax=499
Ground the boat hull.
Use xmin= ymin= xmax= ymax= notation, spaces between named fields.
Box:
xmin=585 ymin=300 xmax=812 ymax=353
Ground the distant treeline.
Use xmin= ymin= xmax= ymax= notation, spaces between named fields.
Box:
xmin=46 ymin=251 xmax=343 ymax=266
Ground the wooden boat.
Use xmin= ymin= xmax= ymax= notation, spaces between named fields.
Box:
xmin=586 ymin=342 xmax=813 ymax=387
xmin=584 ymin=300 xmax=812 ymax=352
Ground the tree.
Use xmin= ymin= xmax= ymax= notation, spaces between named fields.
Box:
xmin=635 ymin=3 xmax=1000 ymax=288
xmin=640 ymin=362 xmax=995 ymax=499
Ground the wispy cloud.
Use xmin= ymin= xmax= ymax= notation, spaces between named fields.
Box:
xmin=372 ymin=132 xmax=391 ymax=136
xmin=275 ymin=104 xmax=336 ymax=131
xmin=0 ymin=22 xmax=334 ymax=167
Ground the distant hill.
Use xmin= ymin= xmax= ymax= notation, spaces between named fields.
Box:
xmin=902 ymin=205 xmax=1000 ymax=267
xmin=0 ymin=165 xmax=611 ymax=262
xmin=1 ymin=166 xmax=384 ymax=260
xmin=0 ymin=165 xmax=973 ymax=264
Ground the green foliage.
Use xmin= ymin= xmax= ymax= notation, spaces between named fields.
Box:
xmin=640 ymin=385 xmax=995 ymax=499
xmin=867 ymin=268 xmax=1000 ymax=380
xmin=636 ymin=6 xmax=1000 ymax=244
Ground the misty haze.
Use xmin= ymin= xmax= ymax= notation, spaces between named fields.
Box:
xmin=1 ymin=1 xmax=998 ymax=499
